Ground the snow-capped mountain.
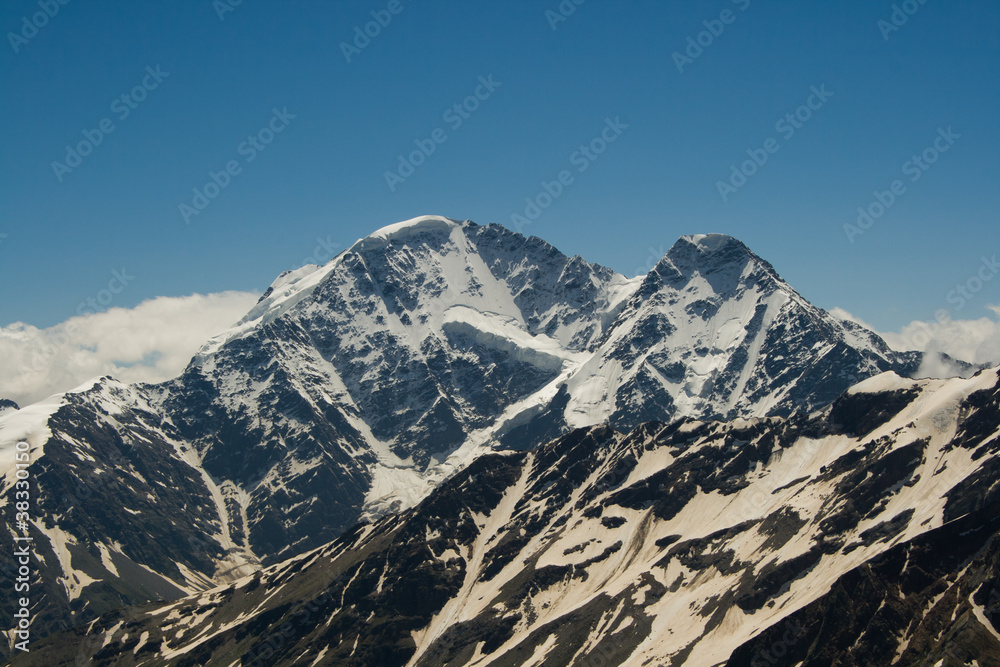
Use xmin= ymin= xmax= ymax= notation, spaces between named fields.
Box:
xmin=19 ymin=366 xmax=1000 ymax=666
xmin=0 ymin=216 xmax=940 ymax=652
xmin=547 ymin=231 xmax=921 ymax=430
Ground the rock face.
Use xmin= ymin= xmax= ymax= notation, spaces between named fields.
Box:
xmin=14 ymin=367 xmax=1000 ymax=666
xmin=0 ymin=216 xmax=940 ymax=651
xmin=0 ymin=399 xmax=17 ymax=418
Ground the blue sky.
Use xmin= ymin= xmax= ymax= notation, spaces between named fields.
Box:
xmin=1 ymin=0 xmax=998 ymax=332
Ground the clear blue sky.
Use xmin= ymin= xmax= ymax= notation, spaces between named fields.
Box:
xmin=2 ymin=0 xmax=997 ymax=331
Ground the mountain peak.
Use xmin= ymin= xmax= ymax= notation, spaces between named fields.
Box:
xmin=652 ymin=233 xmax=779 ymax=293
xmin=666 ymin=233 xmax=751 ymax=264
xmin=356 ymin=215 xmax=464 ymax=249
xmin=679 ymin=232 xmax=738 ymax=250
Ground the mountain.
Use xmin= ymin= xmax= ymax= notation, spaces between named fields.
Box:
xmin=0 ymin=400 xmax=17 ymax=418
xmin=0 ymin=216 xmax=940 ymax=652
xmin=555 ymin=232 xmax=922 ymax=429
xmin=15 ymin=366 xmax=1000 ymax=666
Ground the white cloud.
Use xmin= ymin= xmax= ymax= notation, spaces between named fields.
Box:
xmin=830 ymin=305 xmax=1000 ymax=378
xmin=0 ymin=291 xmax=259 ymax=407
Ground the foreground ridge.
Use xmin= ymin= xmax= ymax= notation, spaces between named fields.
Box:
xmin=16 ymin=367 xmax=1000 ymax=665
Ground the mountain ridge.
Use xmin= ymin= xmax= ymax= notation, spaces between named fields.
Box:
xmin=14 ymin=365 xmax=999 ymax=666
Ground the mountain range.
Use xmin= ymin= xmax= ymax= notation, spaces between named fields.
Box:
xmin=1 ymin=215 xmax=993 ymax=665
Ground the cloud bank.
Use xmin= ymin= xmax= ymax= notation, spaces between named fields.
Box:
xmin=830 ymin=305 xmax=1000 ymax=378
xmin=0 ymin=291 xmax=259 ymax=407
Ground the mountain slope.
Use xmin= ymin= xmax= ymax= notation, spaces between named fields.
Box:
xmin=16 ymin=366 xmax=999 ymax=666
